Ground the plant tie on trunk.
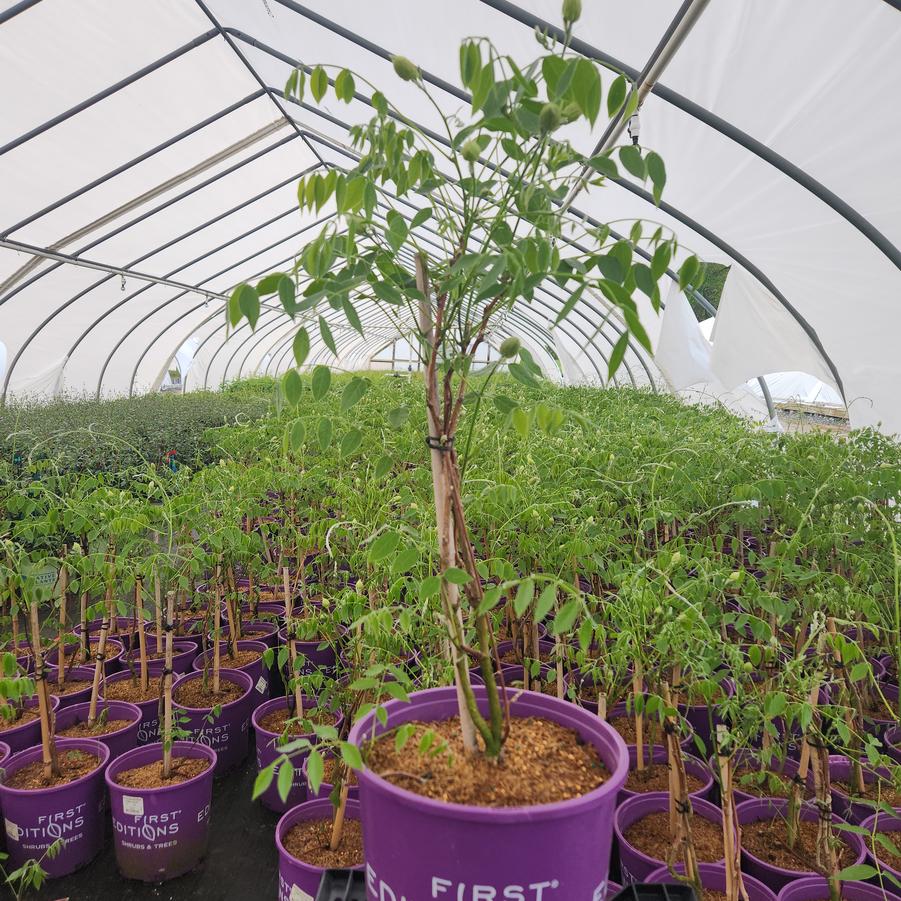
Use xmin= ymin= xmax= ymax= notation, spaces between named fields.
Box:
xmin=425 ymin=435 xmax=454 ymax=452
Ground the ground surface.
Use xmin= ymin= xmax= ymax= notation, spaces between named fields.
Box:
xmin=34 ymin=745 xmax=281 ymax=901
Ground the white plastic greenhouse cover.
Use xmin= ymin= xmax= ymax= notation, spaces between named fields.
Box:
xmin=1 ymin=0 xmax=899 ymax=434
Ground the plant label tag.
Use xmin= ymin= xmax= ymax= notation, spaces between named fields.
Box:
xmin=289 ymin=885 xmax=313 ymax=901
xmin=123 ymin=795 xmax=144 ymax=816
xmin=4 ymin=818 xmax=18 ymax=840
xmin=255 ymin=676 xmax=267 ymax=694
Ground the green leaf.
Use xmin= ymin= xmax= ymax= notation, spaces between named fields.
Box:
xmin=849 ymin=661 xmax=869 ymax=682
xmin=252 ymin=762 xmax=276 ymax=800
xmin=387 ymin=406 xmax=410 ymax=430
xmin=646 ymin=151 xmax=666 ymax=205
xmin=283 ymin=369 xmax=302 ymax=406
xmin=369 ymin=531 xmax=401 ymax=563
xmin=293 ymin=328 xmax=310 ymax=367
xmin=371 ymin=281 xmax=404 ymax=305
xmin=335 ymin=68 xmax=355 ymax=103
xmin=227 ymin=286 xmax=242 ymax=328
xmin=236 ymin=284 xmax=259 ymax=329
xmin=310 ymin=66 xmax=328 ymax=102
xmin=493 ymin=395 xmax=518 ymax=414
xmin=552 ymin=597 xmax=580 ymax=634
xmin=607 ymin=74 xmax=628 ymax=117
xmin=342 ymin=298 xmax=364 ymax=335
xmin=277 ymin=275 xmax=296 ymax=316
xmin=317 ymin=417 xmax=332 ymax=451
xmin=836 ymin=865 xmax=879 ymax=882
xmin=513 ymin=578 xmax=534 ymax=617
xmin=508 ymin=362 xmax=540 ymax=389
xmin=257 ymin=273 xmax=283 ymax=295
xmin=339 ymin=741 xmax=363 ymax=770
xmin=341 ymin=377 xmax=368 ymax=411
xmin=459 ymin=41 xmax=481 ymax=87
xmin=554 ymin=284 xmax=584 ymax=324
xmin=391 ymin=547 xmax=419 ymax=574
xmin=607 ymin=332 xmax=629 ymax=382
xmin=619 ymin=145 xmax=646 ymax=180
xmin=306 ymin=749 xmax=324 ymax=793
xmin=277 ymin=758 xmax=294 ymax=803
xmin=374 ymin=455 xmax=392 ymax=478
xmin=535 ymin=583 xmax=557 ymax=621
xmin=678 ymin=255 xmax=701 ymax=290
xmin=289 ymin=419 xmax=305 ymax=451
xmin=572 ymin=58 xmax=601 ymax=124
xmin=319 ymin=316 xmax=337 ymax=355
xmin=587 ymin=154 xmax=618 ymax=179
xmin=511 ymin=406 xmax=530 ymax=438
xmin=386 ymin=211 xmax=408 ymax=252
xmin=443 ymin=567 xmax=471 ymax=585
xmin=410 ymin=207 xmax=432 ymax=229
xmin=311 ymin=365 xmax=331 ymax=401
xmin=340 ymin=428 xmax=363 ymax=457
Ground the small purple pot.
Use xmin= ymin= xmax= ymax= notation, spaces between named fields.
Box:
xmin=46 ymin=637 xmax=125 ymax=675
xmin=275 ymin=798 xmax=362 ymax=901
xmin=0 ymin=738 xmax=109 ymax=877
xmin=886 ymin=726 xmax=901 ymax=764
xmin=777 ymin=876 xmax=894 ymax=901
xmin=615 ymin=792 xmax=725 ymax=883
xmin=139 ymin=641 xmax=198 ymax=676
xmin=724 ymin=749 xmax=801 ymax=806
xmin=216 ymin=621 xmax=280 ymax=650
xmin=302 ymin=752 xmax=360 ymax=804
xmin=73 ymin=617 xmax=137 ymax=650
xmin=858 ymin=811 xmax=901 ymax=896
xmin=349 ymin=686 xmax=628 ymax=900
xmin=495 ymin=638 xmax=557 ymax=676
xmin=47 ymin=665 xmax=96 ymax=709
xmin=251 ymin=695 xmax=335 ymax=813
xmin=647 ymin=863 xmax=777 ymax=901
xmin=241 ymin=601 xmax=286 ymax=620
xmin=173 ymin=669 xmax=253 ymax=776
xmin=677 ymin=679 xmax=735 ymax=753
xmin=106 ymin=741 xmax=217 ymax=882
xmin=0 ymin=695 xmax=61 ymax=753
xmin=101 ymin=670 xmax=172 ymax=746
xmin=865 ymin=683 xmax=900 ymax=735
xmin=619 ymin=746 xmax=713 ymax=804
xmin=191 ymin=640 xmax=270 ymax=708
xmin=828 ymin=754 xmax=900 ymax=823
xmin=54 ymin=701 xmax=141 ymax=762
xmin=736 ymin=797 xmax=867 ymax=892
xmin=277 ymin=627 xmax=341 ymax=676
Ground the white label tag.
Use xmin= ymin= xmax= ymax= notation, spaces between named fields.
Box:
xmin=255 ymin=676 xmax=267 ymax=694
xmin=289 ymin=886 xmax=313 ymax=901
xmin=4 ymin=819 xmax=18 ymax=840
xmin=122 ymin=795 xmax=144 ymax=816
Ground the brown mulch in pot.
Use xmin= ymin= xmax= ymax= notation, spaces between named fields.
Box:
xmin=499 ymin=648 xmax=554 ymax=665
xmin=6 ymin=749 xmax=102 ymax=789
xmin=258 ymin=705 xmax=331 ymax=736
xmin=50 ymin=679 xmax=92 ymax=696
xmin=174 ymin=678 xmax=245 ymax=709
xmin=871 ymin=830 xmax=901 ymax=871
xmin=59 ymin=717 xmax=132 ymax=738
xmin=626 ymin=763 xmax=705 ymax=795
xmin=833 ymin=779 xmax=901 ymax=808
xmin=321 ymin=756 xmax=358 ymax=787
xmin=215 ymin=648 xmax=262 ymax=669
xmin=103 ymin=678 xmax=160 ymax=703
xmin=741 ymin=817 xmax=856 ymax=872
xmin=1 ymin=708 xmax=39 ymax=728
xmin=282 ymin=817 xmax=363 ymax=869
xmin=114 ymin=755 xmax=211 ymax=789
xmin=623 ymin=810 xmax=724 ymax=862
xmin=365 ymin=715 xmax=608 ymax=808
xmin=733 ymin=766 xmax=796 ymax=799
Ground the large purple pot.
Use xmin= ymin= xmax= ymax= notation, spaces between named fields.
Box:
xmin=46 ymin=637 xmax=125 ymax=675
xmin=302 ymin=752 xmax=360 ymax=804
xmin=736 ymin=797 xmax=867 ymax=892
xmin=647 ymin=863 xmax=777 ymax=901
xmin=46 ymin=665 xmax=96 ymax=709
xmin=139 ymin=641 xmax=198 ymax=676
xmin=191 ymin=640 xmax=270 ymax=708
xmin=827 ymin=754 xmax=900 ymax=823
xmin=777 ymin=876 xmax=894 ymax=901
xmin=173 ymin=669 xmax=253 ymax=776
xmin=241 ymin=601 xmax=286 ymax=620
xmin=858 ymin=811 xmax=901 ymax=896
xmin=216 ymin=621 xmax=280 ymax=650
xmin=0 ymin=695 xmax=61 ymax=753
xmin=619 ymin=745 xmax=713 ymax=804
xmin=0 ymin=738 xmax=109 ymax=877
xmin=105 ymin=741 xmax=216 ymax=882
xmin=348 ymin=686 xmax=628 ymax=900
xmin=277 ymin=627 xmax=342 ymax=677
xmin=615 ymin=792 xmax=725 ymax=883
xmin=275 ymin=798 xmax=362 ymax=901
xmin=101 ymin=670 xmax=172 ymax=746
xmin=251 ymin=695 xmax=336 ymax=813
xmin=55 ymin=701 xmax=141 ymax=762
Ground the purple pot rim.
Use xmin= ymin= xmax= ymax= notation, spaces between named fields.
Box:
xmin=775 ymin=876 xmax=892 ymax=901
xmin=219 ymin=621 xmax=280 ymax=636
xmin=646 ymin=863 xmax=775 ymax=898
xmin=0 ymin=737 xmax=110 ymax=796
xmin=55 ymin=700 xmax=143 ymax=738
xmin=45 ymin=664 xmax=96 ymax=680
xmin=104 ymin=740 xmax=217 ymax=795
xmin=172 ymin=668 xmax=253 ymax=712
xmin=125 ymin=639 xmax=196 ymax=655
xmin=275 ymin=798 xmax=361 ymax=874
xmin=627 ymin=746 xmax=714 ymax=789
xmin=0 ymin=695 xmax=61 ymax=737
xmin=348 ymin=685 xmax=628 ymax=822
xmin=50 ymin=636 xmax=125 ymax=656
xmin=251 ymin=695 xmax=338 ymax=741
xmin=104 ymin=668 xmax=177 ymax=686
xmin=191 ymin=639 xmax=269 ymax=669
xmin=615 ymin=791 xmax=724 ymax=849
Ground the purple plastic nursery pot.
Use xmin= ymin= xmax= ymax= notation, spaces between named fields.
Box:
xmin=886 ymin=726 xmax=901 ymax=764
xmin=277 ymin=627 xmax=341 ymax=676
xmin=46 ymin=636 xmax=125 ymax=675
xmin=215 ymin=621 xmax=280 ymax=650
xmin=140 ymin=641 xmax=198 ymax=676
xmin=173 ymin=669 xmax=254 ymax=776
xmin=241 ymin=601 xmax=286 ymax=620
xmin=615 ymin=792 xmax=726 ymax=883
xmin=275 ymin=798 xmax=362 ymax=901
xmin=47 ymin=664 xmax=97 ymax=708
xmin=191 ymin=640 xmax=270 ymax=707
xmin=0 ymin=737 xmax=110 ymax=877
xmin=723 ymin=749 xmax=801 ymax=806
xmin=495 ymin=638 xmax=557 ymax=676
xmin=101 ymin=670 xmax=174 ymax=746
xmin=302 ymin=752 xmax=360 ymax=803
xmin=647 ymin=863 xmax=777 ymax=901
xmin=619 ymin=745 xmax=713 ymax=804
xmin=0 ymin=741 xmax=9 ymax=769
xmin=736 ymin=797 xmax=867 ymax=892
xmin=677 ymin=679 xmax=735 ymax=753
xmin=348 ymin=686 xmax=629 ymax=900
xmin=105 ymin=740 xmax=216 ymax=882
xmin=776 ymin=876 xmax=894 ymax=901
xmin=858 ymin=811 xmax=901 ymax=896
xmin=251 ymin=695 xmax=337 ymax=813
xmin=0 ymin=695 xmax=61 ymax=753
xmin=864 ymin=683 xmax=899 ymax=735
xmin=54 ymin=701 xmax=141 ymax=762
xmin=74 ymin=617 xmax=137 ymax=649
xmin=827 ymin=754 xmax=900 ymax=823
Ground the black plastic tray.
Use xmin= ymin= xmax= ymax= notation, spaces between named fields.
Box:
xmin=316 ymin=869 xmax=366 ymax=901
